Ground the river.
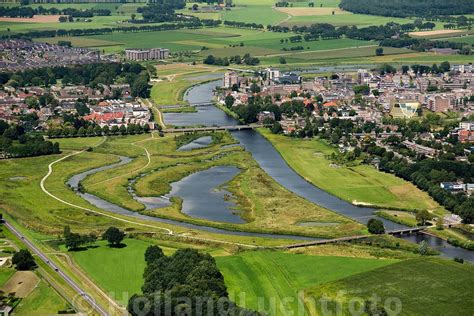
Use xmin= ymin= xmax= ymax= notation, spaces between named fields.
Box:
xmin=66 ymin=79 xmax=473 ymax=261
xmin=163 ymin=79 xmax=474 ymax=262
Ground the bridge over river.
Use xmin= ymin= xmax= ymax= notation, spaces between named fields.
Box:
xmin=281 ymin=226 xmax=429 ymax=249
xmin=163 ymin=124 xmax=264 ymax=133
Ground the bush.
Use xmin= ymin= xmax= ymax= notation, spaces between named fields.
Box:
xmin=367 ymin=218 xmax=385 ymax=234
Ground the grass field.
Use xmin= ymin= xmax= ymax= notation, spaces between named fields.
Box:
xmin=306 ymin=258 xmax=474 ymax=315
xmin=0 ymin=268 xmax=15 ymax=287
xmin=14 ymin=279 xmax=70 ymax=315
xmin=216 ymin=251 xmax=396 ymax=315
xmin=259 ymin=129 xmax=444 ymax=212
xmin=67 ymin=238 xmax=152 ymax=303
xmin=66 ymin=237 xmax=227 ymax=303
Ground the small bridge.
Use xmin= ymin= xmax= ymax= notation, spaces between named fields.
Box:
xmin=280 ymin=226 xmax=428 ymax=249
xmin=163 ymin=124 xmax=263 ymax=133
xmin=159 ymin=103 xmax=215 ymax=108
xmin=387 ymin=226 xmax=427 ymax=235
xmin=189 ymin=102 xmax=215 ymax=107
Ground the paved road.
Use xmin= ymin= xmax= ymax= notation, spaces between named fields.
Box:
xmin=4 ymin=221 xmax=109 ymax=316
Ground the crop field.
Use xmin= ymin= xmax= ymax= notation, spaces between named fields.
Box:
xmin=222 ymin=6 xmax=287 ymax=25
xmin=442 ymin=35 xmax=474 ymax=45
xmin=282 ymin=13 xmax=426 ymax=28
xmin=276 ymin=7 xmax=350 ymax=16
xmin=82 ymin=29 xmax=218 ymax=52
xmin=409 ymin=29 xmax=468 ymax=38
xmin=34 ymin=36 xmax=122 ymax=49
xmin=216 ymin=251 xmax=396 ymax=315
xmin=306 ymin=258 xmax=474 ymax=315
xmin=259 ymin=129 xmax=444 ymax=212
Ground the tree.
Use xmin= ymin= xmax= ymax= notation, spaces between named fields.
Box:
xmin=12 ymin=249 xmax=36 ymax=270
xmin=375 ymin=47 xmax=384 ymax=56
xmin=279 ymin=56 xmax=287 ymax=64
xmin=144 ymin=245 xmax=164 ymax=264
xmin=102 ymin=227 xmax=125 ymax=246
xmin=439 ymin=61 xmax=451 ymax=73
xmin=418 ymin=240 xmax=428 ymax=255
xmin=415 ymin=209 xmax=430 ymax=226
xmin=367 ymin=218 xmax=385 ymax=234
xmin=225 ymin=95 xmax=235 ymax=108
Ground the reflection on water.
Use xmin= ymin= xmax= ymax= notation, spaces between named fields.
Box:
xmin=177 ymin=136 xmax=213 ymax=151
xmin=168 ymin=166 xmax=244 ymax=223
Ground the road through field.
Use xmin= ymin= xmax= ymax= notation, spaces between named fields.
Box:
xmin=3 ymin=220 xmax=109 ymax=316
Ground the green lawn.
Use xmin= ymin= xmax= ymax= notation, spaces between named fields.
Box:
xmin=306 ymin=258 xmax=474 ymax=316
xmin=14 ymin=280 xmax=71 ymax=315
xmin=67 ymin=238 xmax=157 ymax=303
xmin=216 ymin=251 xmax=396 ymax=315
xmin=0 ymin=268 xmax=15 ymax=287
xmin=259 ymin=129 xmax=444 ymax=212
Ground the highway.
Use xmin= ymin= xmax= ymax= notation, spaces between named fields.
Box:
xmin=3 ymin=220 xmax=109 ymax=316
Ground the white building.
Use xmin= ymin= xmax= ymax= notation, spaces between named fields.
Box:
xmin=266 ymin=68 xmax=280 ymax=81
xmin=223 ymin=71 xmax=239 ymax=88
xmin=125 ymin=48 xmax=169 ymax=61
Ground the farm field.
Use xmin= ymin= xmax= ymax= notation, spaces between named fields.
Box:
xmin=441 ymin=35 xmax=474 ymax=45
xmin=306 ymin=258 xmax=474 ymax=315
xmin=259 ymin=129 xmax=444 ymax=212
xmin=0 ymin=15 xmax=136 ymax=36
xmin=216 ymin=251 xmax=396 ymax=314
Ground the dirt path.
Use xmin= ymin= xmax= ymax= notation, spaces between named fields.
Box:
xmin=38 ymin=139 xmax=258 ymax=248
xmin=39 ymin=145 xmax=173 ymax=235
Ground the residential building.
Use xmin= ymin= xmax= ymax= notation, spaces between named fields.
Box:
xmin=125 ymin=48 xmax=169 ymax=61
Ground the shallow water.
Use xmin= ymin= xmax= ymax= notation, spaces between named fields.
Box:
xmin=177 ymin=136 xmax=213 ymax=151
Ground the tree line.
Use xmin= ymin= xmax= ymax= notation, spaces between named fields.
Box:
xmin=203 ymin=53 xmax=260 ymax=66
xmin=136 ymin=0 xmax=186 ymax=23
xmin=380 ymin=38 xmax=471 ymax=54
xmin=0 ymin=6 xmax=111 ymax=18
xmin=63 ymin=226 xmax=125 ymax=251
xmin=1 ymin=19 xmax=221 ymax=40
xmin=223 ymin=20 xmax=264 ymax=30
xmin=0 ymin=120 xmax=60 ymax=158
xmin=268 ymin=22 xmax=472 ymax=54
xmin=47 ymin=123 xmax=151 ymax=139
xmin=0 ymin=62 xmax=147 ymax=89
xmin=339 ymin=0 xmax=474 ymax=18
xmin=128 ymin=245 xmax=260 ymax=315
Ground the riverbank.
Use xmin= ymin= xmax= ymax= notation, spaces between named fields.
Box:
xmin=258 ymin=128 xmax=446 ymax=213
xmin=75 ymin=132 xmax=365 ymax=239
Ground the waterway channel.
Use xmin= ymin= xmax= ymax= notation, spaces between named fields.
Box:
xmin=67 ymin=78 xmax=472 ymax=261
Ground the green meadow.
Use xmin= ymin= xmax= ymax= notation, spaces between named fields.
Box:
xmin=216 ymin=251 xmax=395 ymax=315
xmin=307 ymin=258 xmax=474 ymax=315
xmin=64 ymin=237 xmax=397 ymax=314
xmin=259 ymin=129 xmax=444 ymax=212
